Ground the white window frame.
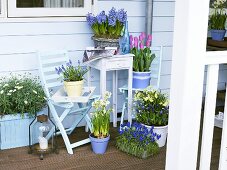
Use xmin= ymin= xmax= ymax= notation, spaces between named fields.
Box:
xmin=8 ymin=0 xmax=93 ymax=18
xmin=0 ymin=0 xmax=6 ymax=18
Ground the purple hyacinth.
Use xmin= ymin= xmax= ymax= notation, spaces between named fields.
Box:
xmin=117 ymin=9 xmax=127 ymax=23
xmin=86 ymin=13 xmax=97 ymax=26
xmin=96 ymin=11 xmax=107 ymax=24
xmin=108 ymin=7 xmax=117 ymax=26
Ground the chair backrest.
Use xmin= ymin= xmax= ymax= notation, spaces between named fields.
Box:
xmin=149 ymin=46 xmax=163 ymax=89
xmin=38 ymin=50 xmax=70 ymax=98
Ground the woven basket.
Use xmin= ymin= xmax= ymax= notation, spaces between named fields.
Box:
xmin=92 ymin=36 xmax=119 ymax=48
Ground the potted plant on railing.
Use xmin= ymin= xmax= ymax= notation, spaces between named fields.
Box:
xmin=116 ymin=122 xmax=160 ymax=159
xmin=130 ymin=32 xmax=156 ymax=89
xmin=134 ymin=87 xmax=169 ymax=147
xmin=55 ymin=60 xmax=87 ymax=97
xmin=89 ymin=91 xmax=112 ymax=154
xmin=0 ymin=73 xmax=46 ymax=149
xmin=86 ymin=7 xmax=127 ymax=48
xmin=209 ymin=0 xmax=227 ymax=41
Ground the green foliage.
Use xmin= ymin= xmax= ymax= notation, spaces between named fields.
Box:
xmin=134 ymin=87 xmax=169 ymax=126
xmin=209 ymin=0 xmax=227 ymax=30
xmin=132 ymin=47 xmax=156 ymax=72
xmin=0 ymin=73 xmax=47 ymax=117
xmin=91 ymin=92 xmax=112 ymax=138
xmin=55 ymin=60 xmax=87 ymax=82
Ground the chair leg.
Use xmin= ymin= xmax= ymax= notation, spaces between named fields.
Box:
xmin=48 ymin=102 xmax=74 ymax=154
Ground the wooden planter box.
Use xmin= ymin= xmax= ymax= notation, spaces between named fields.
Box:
xmin=0 ymin=114 xmax=33 ymax=150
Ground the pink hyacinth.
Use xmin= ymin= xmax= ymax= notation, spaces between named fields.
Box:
xmin=139 ymin=42 xmax=144 ymax=49
xmin=134 ymin=37 xmax=138 ymax=48
xmin=139 ymin=35 xmax=143 ymax=41
xmin=130 ymin=35 xmax=133 ymax=44
xmin=141 ymin=32 xmax=146 ymax=39
xmin=146 ymin=40 xmax=151 ymax=47
xmin=130 ymin=44 xmax=133 ymax=49
xmin=147 ymin=34 xmax=152 ymax=41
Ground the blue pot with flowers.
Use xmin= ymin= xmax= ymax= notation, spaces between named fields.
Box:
xmin=134 ymin=87 xmax=169 ymax=147
xmin=116 ymin=122 xmax=160 ymax=159
xmin=55 ymin=60 xmax=87 ymax=97
xmin=89 ymin=92 xmax=112 ymax=154
xmin=86 ymin=7 xmax=127 ymax=48
xmin=209 ymin=0 xmax=227 ymax=41
xmin=130 ymin=33 xmax=156 ymax=89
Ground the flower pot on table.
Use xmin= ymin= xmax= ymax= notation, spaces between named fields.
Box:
xmin=64 ymin=80 xmax=83 ymax=97
xmin=132 ymin=71 xmax=151 ymax=89
xmin=92 ymin=36 xmax=119 ymax=48
xmin=89 ymin=134 xmax=110 ymax=154
xmin=210 ymin=29 xmax=226 ymax=41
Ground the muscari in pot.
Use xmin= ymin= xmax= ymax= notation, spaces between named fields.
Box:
xmin=89 ymin=134 xmax=110 ymax=154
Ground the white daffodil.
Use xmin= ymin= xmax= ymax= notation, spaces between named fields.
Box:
xmin=32 ymin=90 xmax=37 ymax=94
xmin=7 ymin=93 xmax=11 ymax=96
xmin=9 ymin=90 xmax=13 ymax=93
xmin=24 ymin=101 xmax=28 ymax=105
xmin=0 ymin=90 xmax=4 ymax=94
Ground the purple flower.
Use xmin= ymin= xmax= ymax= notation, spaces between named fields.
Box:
xmin=86 ymin=13 xmax=97 ymax=26
xmin=96 ymin=11 xmax=107 ymax=24
xmin=139 ymin=35 xmax=143 ymax=41
xmin=61 ymin=65 xmax=66 ymax=71
xmin=117 ymin=9 xmax=127 ymax=23
xmin=147 ymin=34 xmax=152 ymax=41
xmin=55 ymin=67 xmax=60 ymax=75
xmin=146 ymin=40 xmax=151 ymax=47
xmin=141 ymin=32 xmax=146 ymax=39
xmin=157 ymin=134 xmax=161 ymax=140
xmin=108 ymin=7 xmax=117 ymax=26
xmin=130 ymin=35 xmax=133 ymax=43
xmin=139 ymin=42 xmax=144 ymax=49
xmin=134 ymin=37 xmax=138 ymax=48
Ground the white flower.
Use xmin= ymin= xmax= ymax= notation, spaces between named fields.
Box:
xmin=24 ymin=101 xmax=28 ymax=105
xmin=9 ymin=90 xmax=13 ymax=93
xmin=13 ymin=89 xmax=16 ymax=92
xmin=0 ymin=90 xmax=4 ymax=94
xmin=3 ymin=84 xmax=9 ymax=87
xmin=7 ymin=93 xmax=11 ymax=96
xmin=33 ymin=90 xmax=37 ymax=94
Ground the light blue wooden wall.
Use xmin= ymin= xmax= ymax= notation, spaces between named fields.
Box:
xmin=0 ymin=0 xmax=176 ymax=116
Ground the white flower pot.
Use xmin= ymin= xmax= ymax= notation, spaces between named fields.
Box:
xmin=142 ymin=124 xmax=168 ymax=147
xmin=64 ymin=80 xmax=83 ymax=97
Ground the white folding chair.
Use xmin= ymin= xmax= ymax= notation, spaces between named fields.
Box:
xmin=38 ymin=50 xmax=97 ymax=154
xmin=119 ymin=46 xmax=163 ymax=126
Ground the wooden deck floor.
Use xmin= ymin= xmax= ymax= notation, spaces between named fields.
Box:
xmin=0 ymin=125 xmax=222 ymax=170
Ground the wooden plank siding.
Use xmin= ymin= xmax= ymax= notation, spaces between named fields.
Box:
xmin=0 ymin=0 xmax=175 ymax=114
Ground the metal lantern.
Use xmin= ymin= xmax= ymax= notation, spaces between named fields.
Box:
xmin=28 ymin=109 xmax=58 ymax=160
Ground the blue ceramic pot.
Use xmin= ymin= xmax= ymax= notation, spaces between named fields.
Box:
xmin=89 ymin=134 xmax=110 ymax=154
xmin=132 ymin=71 xmax=151 ymax=89
xmin=210 ymin=29 xmax=226 ymax=41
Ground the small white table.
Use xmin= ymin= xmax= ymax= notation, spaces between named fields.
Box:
xmin=86 ymin=54 xmax=134 ymax=127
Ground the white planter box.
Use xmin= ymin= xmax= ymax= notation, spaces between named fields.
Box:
xmin=0 ymin=114 xmax=33 ymax=150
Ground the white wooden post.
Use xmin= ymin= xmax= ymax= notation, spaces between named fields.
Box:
xmin=165 ymin=0 xmax=210 ymax=169
xmin=199 ymin=65 xmax=219 ymax=170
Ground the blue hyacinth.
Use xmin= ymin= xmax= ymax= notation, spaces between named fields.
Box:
xmin=86 ymin=13 xmax=97 ymax=26
xmin=108 ymin=7 xmax=117 ymax=26
xmin=96 ymin=11 xmax=107 ymax=24
xmin=117 ymin=9 xmax=127 ymax=23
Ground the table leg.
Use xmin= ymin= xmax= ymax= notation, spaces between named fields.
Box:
xmin=112 ymin=70 xmax=118 ymax=127
xmin=128 ymin=67 xmax=133 ymax=125
xmin=100 ymin=69 xmax=106 ymax=98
